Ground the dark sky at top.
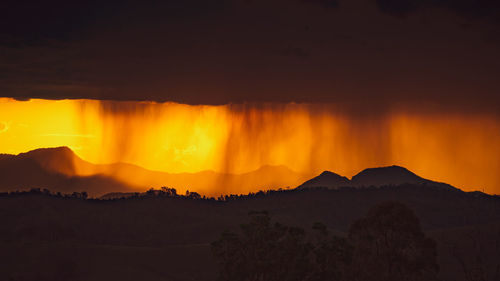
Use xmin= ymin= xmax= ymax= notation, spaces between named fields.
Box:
xmin=1 ymin=0 xmax=499 ymax=110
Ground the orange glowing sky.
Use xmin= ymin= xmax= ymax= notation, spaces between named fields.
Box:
xmin=0 ymin=98 xmax=499 ymax=194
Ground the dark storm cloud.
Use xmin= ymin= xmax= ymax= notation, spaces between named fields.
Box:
xmin=375 ymin=0 xmax=420 ymax=17
xmin=301 ymin=0 xmax=339 ymax=9
xmin=0 ymin=0 xmax=499 ymax=112
xmin=0 ymin=0 xmax=122 ymax=47
xmin=273 ymin=47 xmax=311 ymax=58
xmin=0 ymin=0 xmax=232 ymax=47
xmin=376 ymin=0 xmax=500 ymax=21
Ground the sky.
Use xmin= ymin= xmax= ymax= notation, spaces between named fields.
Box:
xmin=1 ymin=0 xmax=500 ymax=194
xmin=0 ymin=0 xmax=499 ymax=110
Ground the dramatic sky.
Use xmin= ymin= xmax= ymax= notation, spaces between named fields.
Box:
xmin=1 ymin=0 xmax=500 ymax=194
xmin=1 ymin=0 xmax=499 ymax=109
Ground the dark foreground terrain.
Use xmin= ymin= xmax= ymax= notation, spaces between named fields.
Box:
xmin=1 ymin=185 xmax=500 ymax=281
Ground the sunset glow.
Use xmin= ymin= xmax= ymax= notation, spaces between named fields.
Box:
xmin=1 ymin=98 xmax=499 ymax=194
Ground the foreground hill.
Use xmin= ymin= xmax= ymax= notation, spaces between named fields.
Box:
xmin=0 ymin=185 xmax=499 ymax=281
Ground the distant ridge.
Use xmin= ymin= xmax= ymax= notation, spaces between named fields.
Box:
xmin=1 ymin=147 xmax=461 ymax=196
xmin=0 ymin=147 xmax=312 ymax=197
xmin=297 ymin=165 xmax=458 ymax=191
xmin=0 ymin=147 xmax=137 ymax=197
xmin=17 ymin=147 xmax=79 ymax=175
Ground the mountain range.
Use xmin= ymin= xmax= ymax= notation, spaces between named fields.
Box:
xmin=0 ymin=147 xmax=313 ymax=197
xmin=0 ymin=147 xmax=460 ymax=197
xmin=297 ymin=166 xmax=457 ymax=191
xmin=0 ymin=148 xmax=496 ymax=281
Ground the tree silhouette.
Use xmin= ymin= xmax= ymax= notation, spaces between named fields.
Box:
xmin=212 ymin=211 xmax=312 ymax=281
xmin=212 ymin=211 xmax=351 ymax=281
xmin=160 ymin=186 xmax=177 ymax=197
xmin=348 ymin=201 xmax=439 ymax=281
xmin=186 ymin=190 xmax=201 ymax=200
xmin=449 ymin=225 xmax=500 ymax=281
xmin=311 ymin=222 xmax=352 ymax=281
xmin=212 ymin=203 xmax=439 ymax=281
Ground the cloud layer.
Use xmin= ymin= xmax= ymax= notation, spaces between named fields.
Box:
xmin=0 ymin=0 xmax=499 ymax=111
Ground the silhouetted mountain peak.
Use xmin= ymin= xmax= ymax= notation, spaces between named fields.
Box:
xmin=18 ymin=146 xmax=78 ymax=175
xmin=0 ymin=147 xmax=138 ymax=197
xmin=297 ymin=170 xmax=350 ymax=190
xmin=20 ymin=146 xmax=73 ymax=158
xmin=355 ymin=165 xmax=413 ymax=174
xmin=297 ymin=165 xmax=459 ymax=191
xmin=351 ymin=165 xmax=425 ymax=187
xmin=318 ymin=171 xmax=337 ymax=176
